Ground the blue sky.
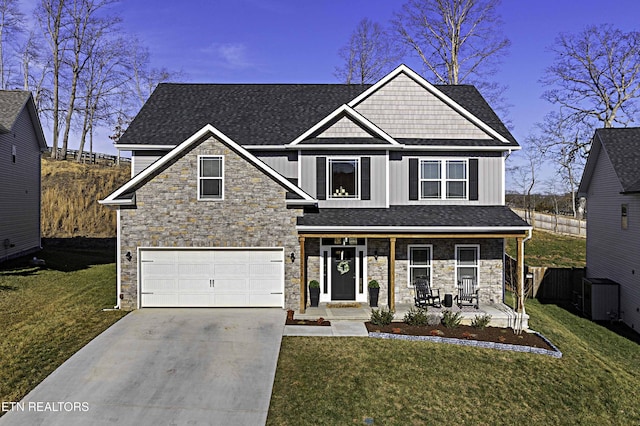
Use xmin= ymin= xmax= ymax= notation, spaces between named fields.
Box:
xmin=58 ymin=1 xmax=640 ymax=187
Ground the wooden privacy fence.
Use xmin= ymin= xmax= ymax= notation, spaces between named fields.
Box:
xmin=511 ymin=208 xmax=586 ymax=238
xmin=505 ymin=254 xmax=585 ymax=304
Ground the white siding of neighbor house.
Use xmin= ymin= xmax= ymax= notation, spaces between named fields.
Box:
xmin=353 ymin=73 xmax=492 ymax=140
xmin=253 ymin=151 xmax=298 ymax=179
xmin=389 ymin=152 xmax=503 ymax=205
xmin=0 ymin=106 xmax=42 ymax=261
xmin=317 ymin=116 xmax=372 ymax=138
xmin=299 ymin=151 xmax=388 ymax=208
xmin=585 ymin=148 xmax=640 ymax=330
xmin=131 ymin=150 xmax=166 ymax=176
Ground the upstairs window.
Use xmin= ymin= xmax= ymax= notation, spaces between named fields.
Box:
xmin=328 ymin=158 xmax=359 ymax=199
xmin=419 ymin=159 xmax=467 ymax=200
xmin=198 ymin=156 xmax=223 ymax=200
xmin=622 ymin=204 xmax=628 ymax=230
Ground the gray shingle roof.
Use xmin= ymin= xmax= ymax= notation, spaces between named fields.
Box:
xmin=0 ymin=90 xmax=30 ymax=133
xmin=119 ymin=81 xmax=516 ymax=148
xmin=596 ymin=128 xmax=640 ymax=192
xmin=298 ymin=205 xmax=530 ymax=228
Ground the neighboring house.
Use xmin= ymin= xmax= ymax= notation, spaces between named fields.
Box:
xmin=579 ymin=128 xmax=640 ymax=331
xmin=0 ymin=91 xmax=47 ymax=263
xmin=101 ymin=65 xmax=531 ymax=313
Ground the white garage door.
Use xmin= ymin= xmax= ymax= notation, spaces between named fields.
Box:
xmin=140 ymin=248 xmax=284 ymax=307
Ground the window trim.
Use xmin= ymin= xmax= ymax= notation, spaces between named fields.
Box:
xmin=419 ymin=158 xmax=469 ymax=200
xmin=408 ymin=244 xmax=433 ymax=288
xmin=197 ymin=155 xmax=224 ymax=201
xmin=455 ymin=244 xmax=480 ymax=288
xmin=327 ymin=156 xmax=361 ymax=200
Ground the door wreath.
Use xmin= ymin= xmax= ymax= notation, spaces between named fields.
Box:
xmin=337 ymin=260 xmax=350 ymax=275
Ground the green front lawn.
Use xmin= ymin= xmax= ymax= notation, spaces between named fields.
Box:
xmin=268 ymin=298 xmax=640 ymax=425
xmin=0 ymin=246 xmax=127 ymax=409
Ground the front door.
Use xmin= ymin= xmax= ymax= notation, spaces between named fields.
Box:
xmin=331 ymin=247 xmax=356 ymax=300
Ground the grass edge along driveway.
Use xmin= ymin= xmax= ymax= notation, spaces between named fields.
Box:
xmin=0 ymin=247 xmax=127 ymax=414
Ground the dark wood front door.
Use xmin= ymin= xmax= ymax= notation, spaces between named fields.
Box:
xmin=331 ymin=247 xmax=356 ymax=300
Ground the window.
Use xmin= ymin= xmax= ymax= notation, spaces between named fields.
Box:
xmin=328 ymin=158 xmax=359 ymax=199
xmin=408 ymin=245 xmax=432 ymax=287
xmin=622 ymin=204 xmax=628 ymax=230
xmin=198 ymin=156 xmax=223 ymax=200
xmin=419 ymin=159 xmax=467 ymax=200
xmin=456 ymin=245 xmax=479 ymax=285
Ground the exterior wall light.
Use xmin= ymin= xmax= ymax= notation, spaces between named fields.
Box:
xmin=290 ymin=252 xmax=295 ymax=263
xmin=125 ymin=251 xmax=132 ymax=262
xmin=374 ymin=250 xmax=378 ymax=260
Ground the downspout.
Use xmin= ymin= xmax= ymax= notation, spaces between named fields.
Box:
xmin=517 ymin=228 xmax=533 ymax=330
xmin=115 ymin=208 xmax=122 ymax=309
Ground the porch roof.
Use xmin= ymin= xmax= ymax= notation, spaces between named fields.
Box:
xmin=297 ymin=205 xmax=531 ymax=234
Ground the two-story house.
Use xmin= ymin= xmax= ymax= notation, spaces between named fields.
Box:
xmin=579 ymin=127 xmax=640 ymax=331
xmin=101 ymin=65 xmax=531 ymax=315
xmin=0 ymin=91 xmax=48 ymax=263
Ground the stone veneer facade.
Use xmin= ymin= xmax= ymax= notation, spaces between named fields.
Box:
xmin=119 ymin=136 xmax=303 ymax=310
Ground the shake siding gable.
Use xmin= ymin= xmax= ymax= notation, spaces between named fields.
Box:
xmin=119 ymin=136 xmax=303 ymax=310
xmin=353 ymin=73 xmax=492 ymax=140
xmin=0 ymin=106 xmax=42 ymax=261
xmin=317 ymin=116 xmax=372 ymax=138
xmin=586 ymin=148 xmax=640 ymax=329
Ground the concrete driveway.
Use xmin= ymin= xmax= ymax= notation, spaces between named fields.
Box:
xmin=0 ymin=308 xmax=285 ymax=426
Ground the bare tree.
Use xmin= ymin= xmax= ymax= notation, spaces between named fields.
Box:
xmin=59 ymin=0 xmax=120 ymax=160
xmin=392 ymin=0 xmax=510 ymax=85
xmin=531 ymin=112 xmax=589 ymax=217
xmin=36 ymin=0 xmax=68 ymax=159
xmin=334 ymin=18 xmax=402 ymax=85
xmin=0 ymin=0 xmax=24 ymax=89
xmin=20 ymin=29 xmax=51 ymax=114
xmin=542 ymin=24 xmax=640 ymax=130
xmin=77 ymin=36 xmax=130 ymax=162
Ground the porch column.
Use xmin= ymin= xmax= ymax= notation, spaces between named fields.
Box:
xmin=389 ymin=237 xmax=396 ymax=311
xmin=299 ymin=236 xmax=306 ymax=314
xmin=516 ymin=237 xmax=525 ymax=314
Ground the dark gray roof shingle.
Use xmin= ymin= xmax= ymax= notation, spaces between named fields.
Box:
xmin=119 ymin=80 xmax=516 ymax=148
xmin=596 ymin=128 xmax=640 ymax=192
xmin=298 ymin=205 xmax=530 ymax=228
xmin=0 ymin=90 xmax=30 ymax=133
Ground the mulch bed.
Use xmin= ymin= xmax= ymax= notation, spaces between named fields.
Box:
xmin=285 ymin=319 xmax=331 ymax=326
xmin=365 ymin=322 xmax=554 ymax=350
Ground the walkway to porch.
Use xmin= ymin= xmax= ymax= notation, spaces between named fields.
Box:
xmin=294 ymin=302 xmax=529 ymax=329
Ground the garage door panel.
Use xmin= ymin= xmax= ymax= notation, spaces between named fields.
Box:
xmin=140 ymin=248 xmax=284 ymax=308
xmin=249 ymin=263 xmax=281 ymax=278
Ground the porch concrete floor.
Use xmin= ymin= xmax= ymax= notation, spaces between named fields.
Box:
xmin=295 ymin=302 xmax=528 ymax=329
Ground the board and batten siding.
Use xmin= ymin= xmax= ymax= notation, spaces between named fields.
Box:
xmin=585 ymin=149 xmax=640 ymax=330
xmin=353 ymin=73 xmax=492 ymax=140
xmin=252 ymin=151 xmax=298 ymax=179
xmin=299 ymin=151 xmax=387 ymax=208
xmin=389 ymin=152 xmax=503 ymax=205
xmin=131 ymin=150 xmax=167 ymax=176
xmin=0 ymin=106 xmax=42 ymax=261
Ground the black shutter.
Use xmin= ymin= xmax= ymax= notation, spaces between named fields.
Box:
xmin=316 ymin=157 xmax=326 ymax=200
xmin=409 ymin=158 xmax=418 ymax=200
xmin=469 ymin=158 xmax=479 ymax=201
xmin=361 ymin=157 xmax=370 ymax=200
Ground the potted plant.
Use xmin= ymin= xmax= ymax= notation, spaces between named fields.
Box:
xmin=368 ymin=280 xmax=380 ymax=307
xmin=309 ymin=280 xmax=320 ymax=307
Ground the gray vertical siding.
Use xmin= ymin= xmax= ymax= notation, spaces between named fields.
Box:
xmin=252 ymin=151 xmax=298 ymax=179
xmin=585 ymin=149 xmax=640 ymax=330
xmin=0 ymin=106 xmax=42 ymax=261
xmin=300 ymin=151 xmax=388 ymax=208
xmin=132 ymin=150 xmax=166 ymax=176
xmin=389 ymin=152 xmax=504 ymax=205
xmin=353 ymin=73 xmax=493 ymax=140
